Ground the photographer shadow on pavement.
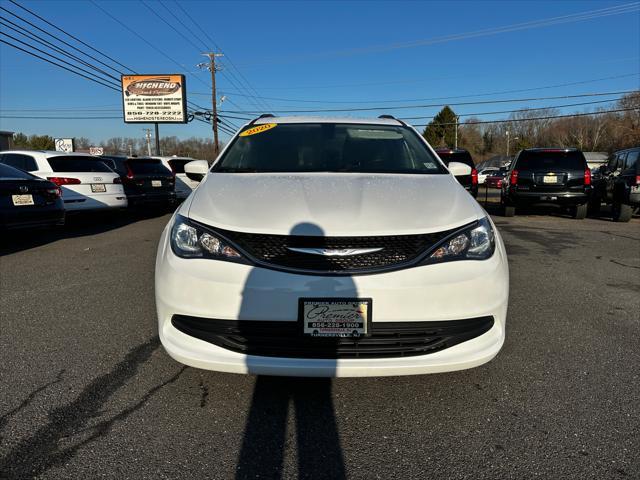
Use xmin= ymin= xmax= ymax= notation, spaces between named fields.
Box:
xmin=235 ymin=222 xmax=351 ymax=480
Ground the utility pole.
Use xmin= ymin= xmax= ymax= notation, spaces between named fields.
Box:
xmin=506 ymin=130 xmax=510 ymax=157
xmin=143 ymin=128 xmax=152 ymax=156
xmin=154 ymin=123 xmax=160 ymax=155
xmin=454 ymin=115 xmax=459 ymax=150
xmin=199 ymin=52 xmax=224 ymax=156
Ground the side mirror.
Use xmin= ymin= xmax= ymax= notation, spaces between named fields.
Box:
xmin=184 ymin=160 xmax=209 ymax=182
xmin=448 ymin=161 xmax=472 ymax=177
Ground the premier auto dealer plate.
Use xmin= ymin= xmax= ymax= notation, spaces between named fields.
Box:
xmin=11 ymin=194 xmax=34 ymax=206
xmin=299 ymin=298 xmax=372 ymax=338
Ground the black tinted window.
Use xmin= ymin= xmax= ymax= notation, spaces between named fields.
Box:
xmin=47 ymin=156 xmax=113 ymax=172
xmin=624 ymin=151 xmax=639 ymax=171
xmin=515 ymin=150 xmax=586 ymax=171
xmin=0 ymin=162 xmax=34 ymax=179
xmin=215 ymin=123 xmax=445 ymax=174
xmin=0 ymin=153 xmax=37 ymax=171
xmin=129 ymin=159 xmax=171 ymax=174
xmin=168 ymin=159 xmax=190 ymax=174
xmin=437 ymin=151 xmax=475 ymax=168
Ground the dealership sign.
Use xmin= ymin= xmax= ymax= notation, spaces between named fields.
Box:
xmin=54 ymin=138 xmax=74 ymax=152
xmin=89 ymin=147 xmax=104 ymax=155
xmin=121 ymin=74 xmax=187 ymax=124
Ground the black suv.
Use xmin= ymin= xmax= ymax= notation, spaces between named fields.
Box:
xmin=501 ymin=148 xmax=592 ymax=219
xmin=590 ymin=147 xmax=639 ymax=222
xmin=100 ymin=156 xmax=176 ymax=207
xmin=434 ymin=148 xmax=478 ymax=197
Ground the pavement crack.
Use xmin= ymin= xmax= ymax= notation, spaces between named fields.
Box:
xmin=0 ymin=369 xmax=65 ymax=444
xmin=0 ymin=336 xmax=161 ymax=479
xmin=609 ymin=259 xmax=640 ymax=270
xmin=199 ymin=376 xmax=210 ymax=408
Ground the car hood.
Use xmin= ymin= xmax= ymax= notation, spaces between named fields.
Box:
xmin=187 ymin=173 xmax=483 ymax=236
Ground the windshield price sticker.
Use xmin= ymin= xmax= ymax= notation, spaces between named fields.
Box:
xmin=239 ymin=123 xmax=277 ymax=137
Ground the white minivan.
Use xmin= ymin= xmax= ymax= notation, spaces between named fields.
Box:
xmin=0 ymin=150 xmax=127 ymax=211
xmin=155 ymin=116 xmax=509 ymax=377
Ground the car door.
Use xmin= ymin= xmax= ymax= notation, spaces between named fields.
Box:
xmin=607 ymin=153 xmax=626 ymax=202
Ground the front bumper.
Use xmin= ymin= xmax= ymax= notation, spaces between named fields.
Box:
xmin=155 ymin=220 xmax=509 ymax=377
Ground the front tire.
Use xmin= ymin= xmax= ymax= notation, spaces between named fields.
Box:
xmin=571 ymin=204 xmax=587 ymax=220
xmin=612 ymin=202 xmax=632 ymax=222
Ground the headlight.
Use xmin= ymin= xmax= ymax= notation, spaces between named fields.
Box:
xmin=426 ymin=216 xmax=495 ymax=263
xmin=170 ymin=215 xmax=248 ymax=263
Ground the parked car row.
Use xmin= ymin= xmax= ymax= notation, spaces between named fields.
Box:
xmin=477 ymin=147 xmax=638 ymax=222
xmin=0 ymin=150 xmax=203 ymax=229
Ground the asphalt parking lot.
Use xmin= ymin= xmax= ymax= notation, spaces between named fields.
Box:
xmin=1 ymin=206 xmax=639 ymax=480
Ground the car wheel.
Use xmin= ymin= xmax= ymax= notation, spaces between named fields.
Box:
xmin=503 ymin=205 xmax=515 ymax=217
xmin=612 ymin=202 xmax=632 ymax=222
xmin=571 ymin=204 xmax=587 ymax=219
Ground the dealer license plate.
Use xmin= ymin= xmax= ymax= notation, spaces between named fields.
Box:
xmin=12 ymin=194 xmax=34 ymax=206
xmin=152 ymin=180 xmax=162 ymax=187
xmin=300 ymin=298 xmax=371 ymax=338
xmin=91 ymin=183 xmax=106 ymax=193
xmin=543 ymin=175 xmax=558 ymax=184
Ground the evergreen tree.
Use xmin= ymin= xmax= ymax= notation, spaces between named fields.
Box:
xmin=422 ymin=106 xmax=458 ymax=147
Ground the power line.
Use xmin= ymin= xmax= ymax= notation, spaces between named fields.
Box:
xmin=400 ymin=97 xmax=626 ymax=120
xmin=240 ymin=2 xmax=640 ymax=66
xmin=1 ymin=2 xmax=130 ymax=75
xmin=0 ymin=16 xmax=119 ymax=83
xmin=0 ymin=37 xmax=120 ymax=91
xmin=412 ymin=107 xmax=639 ymax=127
xmin=171 ymin=0 xmax=273 ymax=112
xmin=219 ymin=90 xmax=638 ymax=114
xmin=207 ymin=72 xmax=640 ymax=105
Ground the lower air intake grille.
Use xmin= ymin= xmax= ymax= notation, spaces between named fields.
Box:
xmin=171 ymin=315 xmax=494 ymax=359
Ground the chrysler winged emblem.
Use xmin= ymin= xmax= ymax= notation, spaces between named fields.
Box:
xmin=286 ymin=247 xmax=383 ymax=256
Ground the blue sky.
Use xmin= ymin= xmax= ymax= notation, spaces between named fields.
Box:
xmin=0 ymin=0 xmax=639 ymax=144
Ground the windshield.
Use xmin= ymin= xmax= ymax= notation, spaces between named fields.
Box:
xmin=213 ymin=123 xmax=446 ymax=174
xmin=515 ymin=150 xmax=586 ymax=171
xmin=48 ymin=156 xmax=113 ymax=173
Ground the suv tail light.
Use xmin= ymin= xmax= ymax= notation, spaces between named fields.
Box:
xmin=125 ymin=162 xmax=134 ymax=180
xmin=635 ymin=175 xmax=640 ymax=186
xmin=471 ymin=168 xmax=478 ymax=186
xmin=47 ymin=177 xmax=81 ymax=186
xmin=584 ymin=168 xmax=591 ymax=186
xmin=510 ymin=169 xmax=519 ymax=186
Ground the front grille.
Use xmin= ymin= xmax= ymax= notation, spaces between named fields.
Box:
xmin=171 ymin=315 xmax=494 ymax=359
xmin=213 ymin=226 xmax=461 ymax=274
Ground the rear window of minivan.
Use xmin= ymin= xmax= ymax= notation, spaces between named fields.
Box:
xmin=47 ymin=156 xmax=113 ymax=172
xmin=129 ymin=159 xmax=171 ymax=175
xmin=437 ymin=151 xmax=475 ymax=168
xmin=515 ymin=150 xmax=586 ymax=171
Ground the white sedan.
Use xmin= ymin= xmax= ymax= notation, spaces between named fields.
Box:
xmin=0 ymin=150 xmax=127 ymax=211
xmin=155 ymin=116 xmax=509 ymax=377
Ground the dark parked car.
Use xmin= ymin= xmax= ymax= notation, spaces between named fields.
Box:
xmin=99 ymin=156 xmax=176 ymax=207
xmin=435 ymin=148 xmax=478 ymax=197
xmin=590 ymin=147 xmax=639 ymax=222
xmin=501 ymin=148 xmax=592 ymax=219
xmin=0 ymin=162 xmax=65 ymax=229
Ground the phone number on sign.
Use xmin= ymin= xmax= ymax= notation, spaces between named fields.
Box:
xmin=309 ymin=322 xmax=362 ymax=328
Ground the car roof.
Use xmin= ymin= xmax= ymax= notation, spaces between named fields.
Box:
xmin=251 ymin=115 xmax=404 ymax=126
xmin=0 ymin=149 xmax=96 ymax=157
xmin=521 ymin=147 xmax=580 ymax=152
